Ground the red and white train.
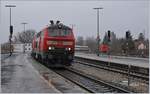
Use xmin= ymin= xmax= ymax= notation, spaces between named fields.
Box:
xmin=31 ymin=20 xmax=75 ymax=67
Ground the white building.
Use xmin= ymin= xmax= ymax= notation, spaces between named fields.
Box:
xmin=13 ymin=43 xmax=24 ymax=53
xmin=75 ymin=45 xmax=90 ymax=53
xmin=138 ymin=43 xmax=146 ymax=50
xmin=24 ymin=43 xmax=32 ymax=52
xmin=12 ymin=42 xmax=32 ymax=53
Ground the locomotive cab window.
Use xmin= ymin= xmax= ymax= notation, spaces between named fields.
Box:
xmin=48 ymin=29 xmax=72 ymax=37
xmin=36 ymin=31 xmax=42 ymax=38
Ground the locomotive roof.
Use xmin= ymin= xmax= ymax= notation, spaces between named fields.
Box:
xmin=48 ymin=24 xmax=71 ymax=30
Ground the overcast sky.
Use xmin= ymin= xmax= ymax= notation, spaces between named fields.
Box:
xmin=0 ymin=0 xmax=149 ymax=43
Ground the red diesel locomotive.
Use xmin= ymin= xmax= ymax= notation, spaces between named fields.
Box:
xmin=31 ymin=20 xmax=75 ymax=67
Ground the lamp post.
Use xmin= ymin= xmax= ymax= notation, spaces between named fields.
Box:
xmin=5 ymin=5 xmax=16 ymax=56
xmin=21 ymin=22 xmax=28 ymax=53
xmin=93 ymin=7 xmax=103 ymax=56
xmin=70 ymin=24 xmax=75 ymax=31
xmin=21 ymin=22 xmax=28 ymax=32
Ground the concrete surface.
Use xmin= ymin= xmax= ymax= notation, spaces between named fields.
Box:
xmin=75 ymin=53 xmax=149 ymax=68
xmin=1 ymin=53 xmax=59 ymax=93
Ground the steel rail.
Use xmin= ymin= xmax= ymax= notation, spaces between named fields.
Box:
xmin=53 ymin=68 xmax=95 ymax=93
xmin=52 ymin=67 xmax=132 ymax=93
xmin=75 ymin=60 xmax=149 ymax=83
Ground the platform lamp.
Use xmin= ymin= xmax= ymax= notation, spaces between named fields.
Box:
xmin=93 ymin=7 xmax=103 ymax=56
xmin=5 ymin=5 xmax=16 ymax=56
xmin=21 ymin=22 xmax=28 ymax=53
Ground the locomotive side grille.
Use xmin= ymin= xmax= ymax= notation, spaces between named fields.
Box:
xmin=63 ymin=41 xmax=73 ymax=45
xmin=48 ymin=47 xmax=66 ymax=53
xmin=55 ymin=48 xmax=66 ymax=52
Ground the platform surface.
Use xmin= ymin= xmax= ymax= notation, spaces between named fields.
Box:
xmin=1 ymin=53 xmax=59 ymax=93
xmin=75 ymin=52 xmax=149 ymax=68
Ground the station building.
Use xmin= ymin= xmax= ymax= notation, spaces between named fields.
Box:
xmin=12 ymin=42 xmax=32 ymax=53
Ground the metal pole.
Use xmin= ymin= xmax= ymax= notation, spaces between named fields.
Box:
xmin=9 ymin=8 xmax=11 ymax=56
xmin=70 ymin=24 xmax=75 ymax=30
xmin=5 ymin=5 xmax=16 ymax=56
xmin=71 ymin=25 xmax=73 ymax=30
xmin=9 ymin=36 xmax=11 ymax=56
xmin=21 ymin=22 xmax=28 ymax=53
xmin=10 ymin=8 xmax=12 ymax=56
xmin=10 ymin=8 xmax=11 ymax=26
xmin=93 ymin=7 xmax=103 ymax=56
xmin=21 ymin=23 xmax=28 ymax=32
xmin=128 ymin=65 xmax=131 ymax=86
xmin=24 ymin=24 xmax=25 ymax=32
xmin=23 ymin=24 xmax=25 ymax=53
xmin=97 ymin=9 xmax=100 ymax=56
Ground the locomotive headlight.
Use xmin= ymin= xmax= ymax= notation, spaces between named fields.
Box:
xmin=66 ymin=47 xmax=71 ymax=51
xmin=68 ymin=48 xmax=71 ymax=51
xmin=49 ymin=46 xmax=54 ymax=50
xmin=49 ymin=47 xmax=52 ymax=50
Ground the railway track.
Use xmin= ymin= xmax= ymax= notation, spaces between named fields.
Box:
xmin=74 ymin=60 xmax=149 ymax=83
xmin=52 ymin=67 xmax=132 ymax=93
xmin=32 ymin=56 xmax=147 ymax=93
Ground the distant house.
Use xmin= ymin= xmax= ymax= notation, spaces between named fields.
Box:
xmin=1 ymin=42 xmax=13 ymax=54
xmin=134 ymin=40 xmax=146 ymax=50
xmin=75 ymin=45 xmax=90 ymax=53
xmin=138 ymin=43 xmax=146 ymax=50
xmin=13 ymin=43 xmax=24 ymax=53
xmin=134 ymin=39 xmax=148 ymax=57
xmin=12 ymin=42 xmax=32 ymax=53
xmin=24 ymin=43 xmax=32 ymax=52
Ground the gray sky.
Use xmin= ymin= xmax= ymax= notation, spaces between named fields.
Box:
xmin=0 ymin=0 xmax=149 ymax=43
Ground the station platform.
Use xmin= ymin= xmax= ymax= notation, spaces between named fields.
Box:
xmin=75 ymin=52 xmax=149 ymax=68
xmin=1 ymin=53 xmax=60 ymax=93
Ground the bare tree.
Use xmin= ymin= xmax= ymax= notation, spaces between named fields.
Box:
xmin=138 ymin=32 xmax=145 ymax=42
xmin=76 ymin=36 xmax=84 ymax=46
xmin=122 ymin=31 xmax=135 ymax=55
xmin=85 ymin=36 xmax=97 ymax=53
xmin=14 ymin=29 xmax=36 ymax=43
xmin=109 ymin=32 xmax=119 ymax=54
xmin=102 ymin=32 xmax=109 ymax=45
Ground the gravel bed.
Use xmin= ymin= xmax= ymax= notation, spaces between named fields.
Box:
xmin=71 ymin=63 xmax=148 ymax=93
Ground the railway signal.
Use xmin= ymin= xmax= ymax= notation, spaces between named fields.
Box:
xmin=5 ymin=4 xmax=16 ymax=56
xmin=107 ymin=30 xmax=111 ymax=42
xmin=56 ymin=20 xmax=60 ymax=24
xmin=126 ymin=31 xmax=130 ymax=39
xmin=10 ymin=25 xmax=13 ymax=35
xmin=50 ymin=20 xmax=54 ymax=25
